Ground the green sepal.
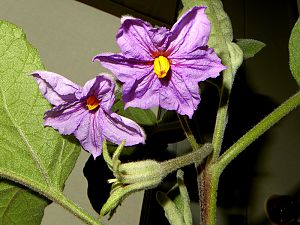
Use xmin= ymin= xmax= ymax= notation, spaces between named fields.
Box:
xmin=101 ymin=140 xmax=163 ymax=217
xmin=289 ymin=18 xmax=300 ymax=86
xmin=236 ymin=38 xmax=266 ymax=59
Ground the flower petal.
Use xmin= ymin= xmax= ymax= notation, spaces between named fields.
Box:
xmin=44 ymin=101 xmax=88 ymax=135
xmin=168 ymin=6 xmax=210 ymax=57
xmin=117 ymin=16 xmax=157 ymax=60
xmin=148 ymin=27 xmax=171 ymax=53
xmin=171 ymin=48 xmax=227 ymax=82
xmin=93 ymin=53 xmax=153 ymax=82
xmin=159 ymin=71 xmax=200 ymax=118
xmin=122 ymin=72 xmax=160 ymax=109
xmin=31 ymin=71 xmax=80 ymax=106
xmin=100 ymin=109 xmax=145 ymax=146
xmin=73 ymin=111 xmax=103 ymax=159
xmin=79 ymin=75 xmax=115 ymax=111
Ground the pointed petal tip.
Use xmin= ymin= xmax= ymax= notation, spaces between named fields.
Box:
xmin=30 ymin=70 xmax=43 ymax=76
xmin=92 ymin=54 xmax=100 ymax=62
xmin=91 ymin=151 xmax=101 ymax=160
xmin=121 ymin=15 xmax=136 ymax=24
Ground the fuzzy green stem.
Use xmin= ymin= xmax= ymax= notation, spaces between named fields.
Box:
xmin=160 ymin=143 xmax=212 ymax=176
xmin=0 ymin=170 xmax=103 ymax=225
xmin=201 ymin=90 xmax=300 ymax=225
xmin=211 ymin=71 xmax=232 ymax=161
xmin=217 ymin=90 xmax=300 ymax=172
xmin=177 ymin=114 xmax=199 ymax=151
xmin=199 ymin=164 xmax=221 ymax=225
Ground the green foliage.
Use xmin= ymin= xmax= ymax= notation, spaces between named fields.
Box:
xmin=156 ymin=170 xmax=192 ymax=225
xmin=236 ymin=38 xmax=266 ymax=59
xmin=156 ymin=191 xmax=185 ymax=225
xmin=0 ymin=181 xmax=50 ymax=225
xmin=226 ymin=42 xmax=243 ymax=77
xmin=0 ymin=21 xmax=81 ymax=224
xmin=101 ymin=140 xmax=163 ymax=217
xmin=112 ymin=92 xmax=157 ymax=126
xmin=289 ymin=18 xmax=300 ymax=86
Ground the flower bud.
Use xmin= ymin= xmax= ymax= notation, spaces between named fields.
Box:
xmin=101 ymin=140 xmax=164 ymax=217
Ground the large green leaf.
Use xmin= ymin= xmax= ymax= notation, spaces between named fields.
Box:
xmin=0 ymin=21 xmax=81 ymax=224
xmin=289 ymin=18 xmax=300 ymax=86
xmin=0 ymin=180 xmax=50 ymax=225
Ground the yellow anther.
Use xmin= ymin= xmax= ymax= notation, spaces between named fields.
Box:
xmin=86 ymin=95 xmax=99 ymax=111
xmin=154 ymin=56 xmax=170 ymax=78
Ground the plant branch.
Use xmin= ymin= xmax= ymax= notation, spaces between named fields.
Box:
xmin=177 ymin=114 xmax=199 ymax=151
xmin=217 ymin=90 xmax=300 ymax=172
xmin=160 ymin=143 xmax=212 ymax=176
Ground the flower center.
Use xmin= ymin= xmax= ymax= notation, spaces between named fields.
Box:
xmin=154 ymin=56 xmax=170 ymax=78
xmin=86 ymin=95 xmax=99 ymax=111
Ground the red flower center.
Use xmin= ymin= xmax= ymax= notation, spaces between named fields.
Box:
xmin=86 ymin=95 xmax=99 ymax=111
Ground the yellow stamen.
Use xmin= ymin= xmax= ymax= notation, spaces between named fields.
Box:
xmin=86 ymin=95 xmax=99 ymax=111
xmin=154 ymin=56 xmax=170 ymax=78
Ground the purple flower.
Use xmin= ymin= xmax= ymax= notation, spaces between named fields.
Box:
xmin=93 ymin=6 xmax=226 ymax=118
xmin=31 ymin=71 xmax=146 ymax=158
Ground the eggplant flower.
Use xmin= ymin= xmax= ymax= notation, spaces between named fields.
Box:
xmin=93 ymin=6 xmax=226 ymax=118
xmin=31 ymin=71 xmax=145 ymax=158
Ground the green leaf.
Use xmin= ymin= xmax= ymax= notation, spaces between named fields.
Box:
xmin=0 ymin=180 xmax=50 ymax=225
xmin=289 ymin=18 xmax=300 ymax=86
xmin=112 ymin=92 xmax=157 ymax=126
xmin=0 ymin=21 xmax=81 ymax=224
xmin=175 ymin=170 xmax=192 ymax=225
xmin=226 ymin=42 xmax=243 ymax=75
xmin=156 ymin=170 xmax=192 ymax=225
xmin=156 ymin=191 xmax=185 ymax=225
xmin=236 ymin=38 xmax=266 ymax=59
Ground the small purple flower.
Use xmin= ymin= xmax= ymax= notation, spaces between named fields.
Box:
xmin=31 ymin=71 xmax=145 ymax=159
xmin=93 ymin=6 xmax=226 ymax=118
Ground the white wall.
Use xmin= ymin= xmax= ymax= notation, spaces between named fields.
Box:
xmin=0 ymin=0 xmax=143 ymax=224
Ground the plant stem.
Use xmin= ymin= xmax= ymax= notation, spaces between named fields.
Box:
xmin=211 ymin=64 xmax=234 ymax=163
xmin=53 ymin=192 xmax=102 ymax=225
xmin=200 ymin=90 xmax=300 ymax=225
xmin=199 ymin=165 xmax=220 ymax=225
xmin=160 ymin=143 xmax=213 ymax=176
xmin=177 ymin=114 xmax=199 ymax=151
xmin=217 ymin=90 xmax=300 ymax=172
xmin=0 ymin=170 xmax=103 ymax=225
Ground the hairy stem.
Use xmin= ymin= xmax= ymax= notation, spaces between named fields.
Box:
xmin=160 ymin=143 xmax=213 ymax=176
xmin=199 ymin=165 xmax=220 ymax=225
xmin=202 ymin=90 xmax=300 ymax=225
xmin=211 ymin=70 xmax=232 ymax=161
xmin=177 ymin=114 xmax=199 ymax=151
xmin=217 ymin=90 xmax=300 ymax=172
